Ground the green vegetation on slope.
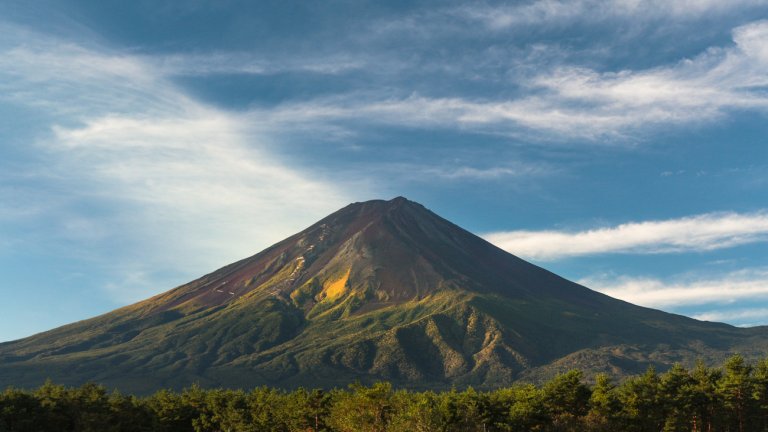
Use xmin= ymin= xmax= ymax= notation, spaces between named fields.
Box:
xmin=1 ymin=354 xmax=767 ymax=432
xmin=3 ymin=286 xmax=768 ymax=394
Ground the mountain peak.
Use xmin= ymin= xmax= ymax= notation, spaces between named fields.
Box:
xmin=1 ymin=198 xmax=763 ymax=393
xmin=341 ymin=196 xmax=423 ymax=217
xmin=386 ymin=195 xmax=413 ymax=206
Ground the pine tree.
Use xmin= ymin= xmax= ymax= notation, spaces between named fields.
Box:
xmin=659 ymin=364 xmax=695 ymax=431
xmin=718 ymin=354 xmax=754 ymax=432
xmin=585 ymin=373 xmax=620 ymax=431
xmin=690 ymin=360 xmax=722 ymax=432
xmin=618 ymin=366 xmax=664 ymax=432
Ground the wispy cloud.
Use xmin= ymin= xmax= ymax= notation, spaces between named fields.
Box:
xmin=366 ymin=162 xmax=552 ymax=183
xmin=0 ymin=24 xmax=354 ymax=302
xmin=692 ymin=307 xmax=768 ymax=325
xmin=50 ymin=113 xmax=348 ymax=256
xmin=7 ymin=9 xmax=764 ymax=147
xmin=151 ymin=52 xmax=365 ymax=77
xmin=426 ymin=164 xmax=549 ymax=180
xmin=581 ymin=269 xmax=768 ymax=309
xmin=250 ymin=19 xmax=768 ymax=141
xmin=11 ymin=11 xmax=758 ymax=146
xmin=460 ymin=0 xmax=768 ymax=29
xmin=484 ymin=211 xmax=768 ymax=260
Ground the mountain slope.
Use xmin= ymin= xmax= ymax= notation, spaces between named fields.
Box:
xmin=1 ymin=197 xmax=767 ymax=393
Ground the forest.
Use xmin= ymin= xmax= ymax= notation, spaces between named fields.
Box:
xmin=1 ymin=354 xmax=767 ymax=432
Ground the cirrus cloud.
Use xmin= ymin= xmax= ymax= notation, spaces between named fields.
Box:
xmin=0 ymin=24 xmax=355 ymax=302
xmin=253 ymin=20 xmax=768 ymax=141
xmin=460 ymin=0 xmax=768 ymax=30
xmin=484 ymin=211 xmax=768 ymax=260
xmin=693 ymin=307 xmax=768 ymax=325
xmin=580 ymin=269 xmax=768 ymax=310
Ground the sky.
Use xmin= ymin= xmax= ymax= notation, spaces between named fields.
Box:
xmin=1 ymin=0 xmax=768 ymax=342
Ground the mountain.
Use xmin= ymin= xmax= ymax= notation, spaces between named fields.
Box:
xmin=1 ymin=197 xmax=767 ymax=393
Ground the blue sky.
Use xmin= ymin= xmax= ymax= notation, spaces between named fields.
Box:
xmin=1 ymin=0 xmax=768 ymax=342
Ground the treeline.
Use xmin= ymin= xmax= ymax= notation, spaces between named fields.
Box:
xmin=2 ymin=354 xmax=768 ymax=431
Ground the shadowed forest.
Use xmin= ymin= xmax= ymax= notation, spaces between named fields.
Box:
xmin=1 ymin=355 xmax=767 ymax=431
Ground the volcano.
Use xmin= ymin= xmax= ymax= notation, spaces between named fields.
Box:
xmin=1 ymin=197 xmax=767 ymax=393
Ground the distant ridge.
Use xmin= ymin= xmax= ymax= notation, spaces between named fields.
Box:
xmin=2 ymin=197 xmax=768 ymax=393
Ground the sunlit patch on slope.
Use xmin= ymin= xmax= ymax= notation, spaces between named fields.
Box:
xmin=320 ymin=268 xmax=352 ymax=301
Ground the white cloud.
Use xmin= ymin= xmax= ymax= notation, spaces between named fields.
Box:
xmin=693 ymin=307 xmax=768 ymax=324
xmin=151 ymin=52 xmax=364 ymax=77
xmin=484 ymin=211 xmax=768 ymax=260
xmin=256 ymin=20 xmax=768 ymax=140
xmin=358 ymin=162 xmax=552 ymax=183
xmin=50 ymin=113 xmax=347 ymax=263
xmin=426 ymin=164 xmax=549 ymax=180
xmin=8 ymin=13 xmax=765 ymax=146
xmin=581 ymin=269 xmax=768 ymax=309
xmin=461 ymin=0 xmax=768 ymax=30
xmin=0 ymin=41 xmax=179 ymax=119
xmin=0 ymin=25 xmax=355 ymax=302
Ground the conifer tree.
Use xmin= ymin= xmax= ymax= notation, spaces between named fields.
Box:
xmin=690 ymin=360 xmax=722 ymax=432
xmin=618 ymin=366 xmax=664 ymax=432
xmin=585 ymin=373 xmax=620 ymax=431
xmin=719 ymin=354 xmax=755 ymax=432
